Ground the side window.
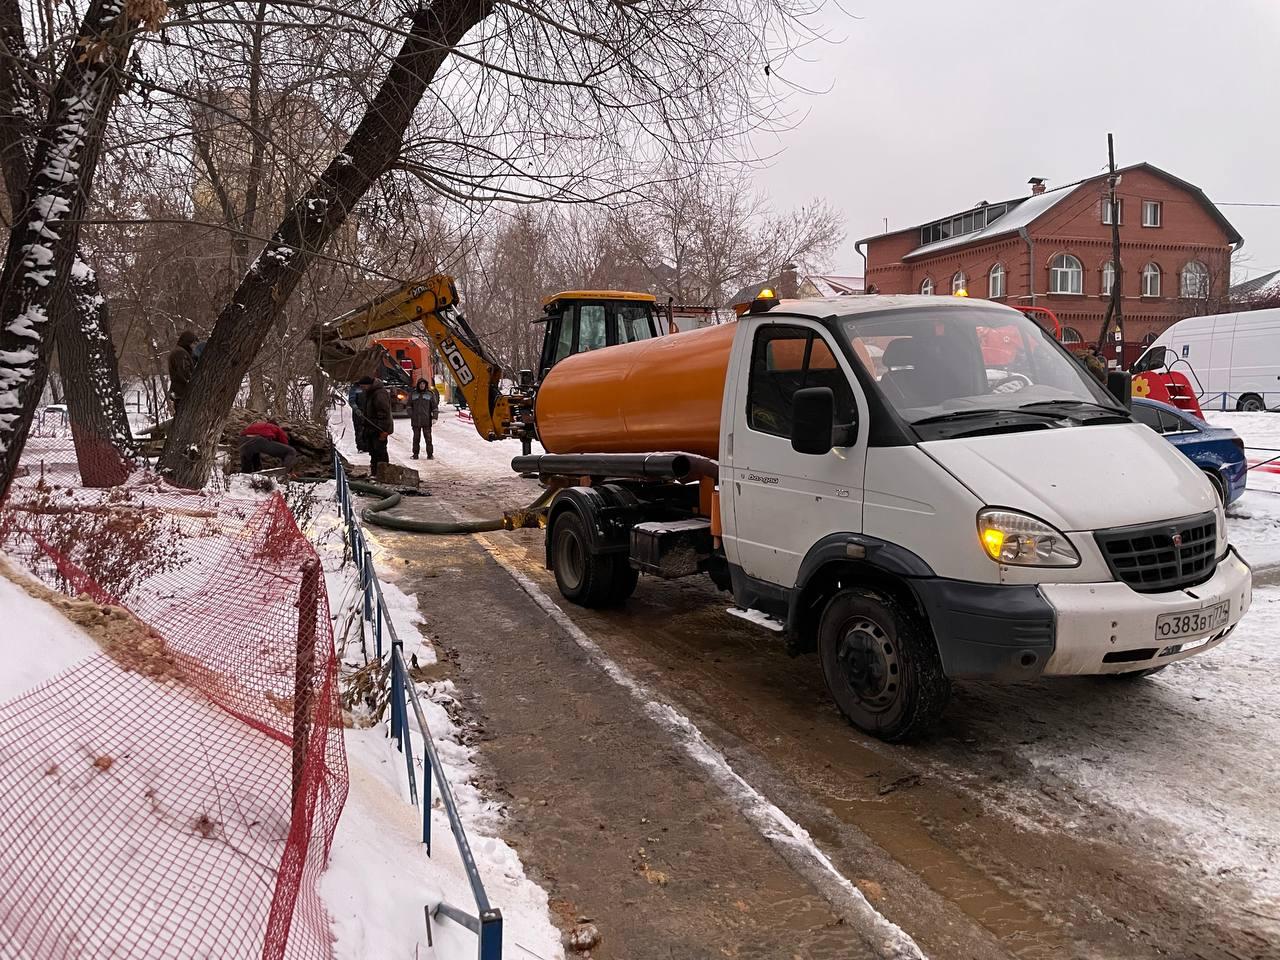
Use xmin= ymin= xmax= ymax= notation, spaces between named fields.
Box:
xmin=1160 ymin=410 xmax=1190 ymax=434
xmin=550 ymin=311 xmax=575 ymax=366
xmin=748 ymin=327 xmax=856 ymax=437
xmin=1132 ymin=403 xmax=1163 ymax=432
xmin=616 ymin=304 xmax=655 ymax=344
xmin=579 ymin=304 xmax=607 ymax=352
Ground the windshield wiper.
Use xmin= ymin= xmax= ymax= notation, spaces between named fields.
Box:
xmin=1018 ymin=399 xmax=1129 ymax=419
xmin=913 ymin=408 xmax=1064 ymax=426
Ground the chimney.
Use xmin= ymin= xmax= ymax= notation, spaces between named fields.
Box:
xmin=778 ymin=262 xmax=798 ymax=299
xmin=1028 ymin=177 xmax=1047 ymax=196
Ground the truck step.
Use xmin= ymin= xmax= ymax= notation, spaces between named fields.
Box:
xmin=726 ymin=607 xmax=785 ymax=632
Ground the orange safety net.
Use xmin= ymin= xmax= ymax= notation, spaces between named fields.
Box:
xmin=0 ymin=433 xmax=347 ymax=960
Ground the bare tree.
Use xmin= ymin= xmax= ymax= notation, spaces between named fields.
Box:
xmin=0 ymin=0 xmax=165 ymax=500
xmin=0 ymin=0 xmax=138 ymax=487
xmin=155 ymin=0 xmax=824 ymax=487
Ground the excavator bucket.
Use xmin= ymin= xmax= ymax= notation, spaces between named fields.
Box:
xmin=318 ymin=341 xmax=408 ymax=385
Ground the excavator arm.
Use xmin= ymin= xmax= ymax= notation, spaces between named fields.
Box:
xmin=314 ymin=273 xmax=535 ymax=446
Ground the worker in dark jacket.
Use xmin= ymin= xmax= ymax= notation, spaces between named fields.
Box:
xmin=361 ymin=376 xmax=393 ymax=473
xmin=167 ymin=329 xmax=198 ymax=410
xmin=239 ymin=420 xmax=299 ymax=474
xmin=408 ymin=378 xmax=439 ymax=460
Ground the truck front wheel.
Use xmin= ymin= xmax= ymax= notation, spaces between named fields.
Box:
xmin=551 ymin=511 xmax=632 ymax=608
xmin=817 ymin=589 xmax=950 ymax=742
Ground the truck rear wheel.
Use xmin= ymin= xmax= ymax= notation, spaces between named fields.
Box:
xmin=817 ymin=589 xmax=949 ymax=742
xmin=551 ymin=511 xmax=632 ymax=608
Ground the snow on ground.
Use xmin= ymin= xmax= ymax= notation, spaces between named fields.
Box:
xmin=301 ymin=477 xmax=562 ymax=960
xmin=0 ymin=563 xmax=99 ymax=700
xmin=1204 ymin=411 xmax=1280 ymax=571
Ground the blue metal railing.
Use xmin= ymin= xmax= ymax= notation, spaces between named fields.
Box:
xmin=332 ymin=451 xmax=503 ymax=958
xmin=1200 ymin=391 xmax=1280 ymax=412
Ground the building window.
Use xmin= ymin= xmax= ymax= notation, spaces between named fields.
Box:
xmin=951 ymin=271 xmax=967 ymax=295
xmin=1141 ymin=331 xmax=1160 ymax=346
xmin=1142 ymin=200 xmax=1162 ymax=227
xmin=1102 ymin=198 xmax=1124 ymax=225
xmin=1181 ymin=261 xmax=1209 ymax=298
xmin=988 ymin=263 xmax=1006 ymax=299
xmin=1142 ymin=262 xmax=1162 ymax=297
xmin=920 ymin=277 xmax=934 ymax=295
xmin=1049 ymin=254 xmax=1083 ymax=294
xmin=1101 ymin=261 xmax=1116 ymax=297
xmin=1061 ymin=326 xmax=1083 ymax=345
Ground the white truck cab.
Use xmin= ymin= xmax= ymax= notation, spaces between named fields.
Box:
xmin=521 ymin=295 xmax=1253 ymax=741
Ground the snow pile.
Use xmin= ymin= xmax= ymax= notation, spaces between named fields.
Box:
xmin=0 ymin=560 xmax=99 ymax=700
xmin=302 ymin=481 xmax=562 ymax=960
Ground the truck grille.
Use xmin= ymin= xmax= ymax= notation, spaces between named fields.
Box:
xmin=1094 ymin=511 xmax=1217 ymax=593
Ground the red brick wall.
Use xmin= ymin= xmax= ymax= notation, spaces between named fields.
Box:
xmin=863 ymin=168 xmax=1235 ymax=344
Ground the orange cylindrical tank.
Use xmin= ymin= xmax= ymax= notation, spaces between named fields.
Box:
xmin=535 ymin=322 xmax=736 ymax=459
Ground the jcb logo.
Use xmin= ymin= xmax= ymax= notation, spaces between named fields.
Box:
xmin=442 ymin=339 xmax=474 ymax=386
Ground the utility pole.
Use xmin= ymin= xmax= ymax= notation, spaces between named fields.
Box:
xmin=1095 ymin=133 xmax=1124 ymax=367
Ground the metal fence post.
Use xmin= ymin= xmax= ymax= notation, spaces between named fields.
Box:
xmin=389 ymin=648 xmax=403 ymax=746
xmin=478 ymin=910 xmax=503 ymax=960
xmin=422 ymin=744 xmax=432 ymax=855
xmin=291 ymin=558 xmax=322 ymax=810
xmin=363 ymin=546 xmax=374 ymax=627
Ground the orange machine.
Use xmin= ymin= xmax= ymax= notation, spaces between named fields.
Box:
xmin=535 ymin=322 xmax=736 ymax=460
xmin=374 ymin=336 xmax=432 ymax=383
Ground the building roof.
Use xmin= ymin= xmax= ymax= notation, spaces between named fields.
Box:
xmin=808 ymin=274 xmax=865 ymax=297
xmin=859 ymin=163 xmax=1243 ymax=261
xmin=1231 ymin=268 xmax=1280 ymax=301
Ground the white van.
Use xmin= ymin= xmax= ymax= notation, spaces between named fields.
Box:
xmin=1134 ymin=307 xmax=1280 ymax=411
xmin=519 ymin=296 xmax=1255 ymax=740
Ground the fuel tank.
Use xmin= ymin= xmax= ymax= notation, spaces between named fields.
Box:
xmin=534 ymin=322 xmax=736 ymax=460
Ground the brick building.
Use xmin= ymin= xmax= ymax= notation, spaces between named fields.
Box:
xmin=856 ymin=163 xmax=1242 ymax=345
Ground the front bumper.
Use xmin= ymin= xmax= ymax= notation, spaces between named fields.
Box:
xmin=1040 ymin=547 xmax=1252 ymax=675
xmin=913 ymin=547 xmax=1252 ymax=679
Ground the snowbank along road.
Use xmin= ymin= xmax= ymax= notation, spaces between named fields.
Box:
xmin=334 ymin=408 xmax=1280 ymax=960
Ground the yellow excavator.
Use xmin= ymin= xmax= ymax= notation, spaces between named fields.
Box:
xmin=314 ymin=274 xmax=663 ymax=455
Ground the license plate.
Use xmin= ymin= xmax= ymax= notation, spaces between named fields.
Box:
xmin=1154 ymin=601 xmax=1230 ymax=643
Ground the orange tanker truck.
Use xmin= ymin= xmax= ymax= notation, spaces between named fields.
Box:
xmin=516 ymin=290 xmax=1251 ymax=741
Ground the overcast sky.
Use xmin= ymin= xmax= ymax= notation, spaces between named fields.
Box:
xmin=751 ymin=0 xmax=1280 ymax=283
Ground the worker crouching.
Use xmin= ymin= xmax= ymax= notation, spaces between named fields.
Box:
xmin=239 ymin=419 xmax=299 ymax=475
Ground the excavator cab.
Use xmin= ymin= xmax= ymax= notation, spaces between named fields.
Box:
xmin=536 ymin=291 xmax=660 ymax=378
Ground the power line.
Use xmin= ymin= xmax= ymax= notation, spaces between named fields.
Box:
xmin=1217 ymin=202 xmax=1280 ymax=208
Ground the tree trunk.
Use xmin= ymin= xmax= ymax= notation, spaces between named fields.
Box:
xmin=309 ymin=344 xmax=327 ymax=424
xmin=0 ymin=0 xmax=134 ymax=488
xmin=159 ymin=0 xmax=493 ymax=487
xmin=0 ymin=0 xmax=153 ymax=500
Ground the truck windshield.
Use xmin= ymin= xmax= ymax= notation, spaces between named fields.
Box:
xmin=839 ymin=307 xmax=1123 ymax=424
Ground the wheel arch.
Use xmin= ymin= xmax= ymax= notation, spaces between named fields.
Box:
xmin=788 ymin=534 xmax=934 ymax=654
xmin=545 ymin=484 xmax=642 ymax=569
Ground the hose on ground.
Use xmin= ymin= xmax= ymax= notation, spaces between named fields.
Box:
xmin=345 ymin=478 xmax=506 ymax=534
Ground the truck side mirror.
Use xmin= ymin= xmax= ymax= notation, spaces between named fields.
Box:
xmin=791 ymin=387 xmax=837 ymax=455
xmin=1107 ymin=371 xmax=1131 ymax=407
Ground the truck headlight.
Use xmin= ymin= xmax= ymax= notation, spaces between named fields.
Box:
xmin=977 ymin=509 xmax=1080 ymax=567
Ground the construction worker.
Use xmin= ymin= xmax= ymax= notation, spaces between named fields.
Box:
xmin=238 ymin=419 xmax=298 ymax=474
xmin=360 ymin=376 xmax=393 ymax=474
xmin=167 ymin=329 xmax=198 ymax=411
xmin=408 ymin=377 xmax=438 ymax=460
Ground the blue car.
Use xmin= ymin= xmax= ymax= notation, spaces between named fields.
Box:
xmin=1131 ymin=397 xmax=1247 ymax=504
